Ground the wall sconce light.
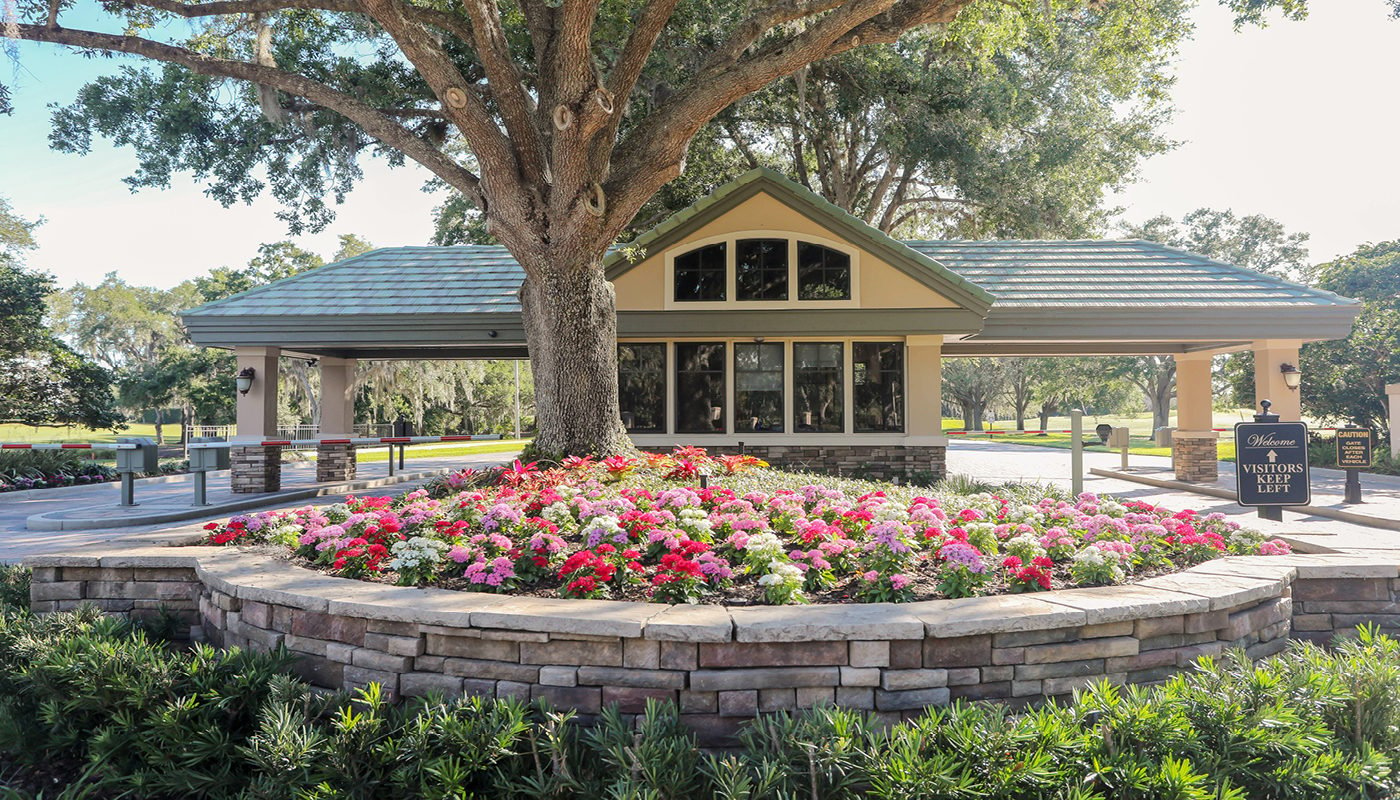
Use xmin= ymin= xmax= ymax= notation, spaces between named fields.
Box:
xmin=1279 ymin=362 xmax=1302 ymax=391
xmin=235 ymin=367 xmax=256 ymax=396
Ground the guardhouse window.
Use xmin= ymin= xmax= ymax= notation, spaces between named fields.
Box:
xmin=853 ymin=342 xmax=904 ymax=432
xmin=797 ymin=242 xmax=851 ymax=300
xmin=735 ymin=343 xmax=784 ymax=433
xmin=793 ymin=342 xmax=843 ymax=433
xmin=675 ymin=342 xmax=726 ymax=433
xmin=674 ymin=243 xmax=727 ymax=302
xmin=735 ymin=239 xmax=789 ymax=301
xmin=617 ymin=344 xmax=666 ymax=433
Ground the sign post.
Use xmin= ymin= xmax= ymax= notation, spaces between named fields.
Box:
xmin=1235 ymin=401 xmax=1310 ymax=522
xmin=1336 ymin=428 xmax=1373 ymax=504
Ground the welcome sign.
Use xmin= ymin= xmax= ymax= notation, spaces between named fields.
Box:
xmin=1234 ymin=421 xmax=1311 ymax=507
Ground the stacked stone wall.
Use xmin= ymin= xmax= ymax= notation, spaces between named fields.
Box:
xmin=231 ymin=446 xmax=282 ymax=493
xmin=25 ymin=549 xmax=1396 ymax=744
xmin=642 ymin=444 xmax=946 ymax=483
xmin=1172 ymin=437 xmax=1219 ymax=482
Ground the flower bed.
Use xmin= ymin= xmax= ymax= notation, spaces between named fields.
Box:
xmin=202 ymin=448 xmax=1290 ymax=605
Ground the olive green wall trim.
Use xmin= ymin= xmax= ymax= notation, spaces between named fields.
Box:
xmin=602 ymin=168 xmax=995 ymax=315
xmin=617 ymin=308 xmax=985 ymax=337
xmin=969 ymin=307 xmax=1360 ymax=345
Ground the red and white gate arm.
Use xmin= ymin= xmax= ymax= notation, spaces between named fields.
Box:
xmin=186 ymin=434 xmax=505 ymax=449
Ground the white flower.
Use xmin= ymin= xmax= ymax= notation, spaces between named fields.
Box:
xmin=388 ymin=537 xmax=448 ymax=572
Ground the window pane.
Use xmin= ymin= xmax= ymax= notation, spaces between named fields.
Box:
xmin=674 ymin=243 xmax=726 ymax=301
xmin=793 ymin=342 xmax=843 ymax=433
xmin=617 ymin=344 xmax=666 ymax=433
xmin=735 ymin=343 xmax=784 ymax=433
xmin=736 ymin=239 xmax=789 ymax=301
xmin=853 ymin=343 xmax=904 ymax=432
xmin=797 ymin=242 xmax=851 ymax=300
xmin=675 ymin=342 xmax=726 ymax=434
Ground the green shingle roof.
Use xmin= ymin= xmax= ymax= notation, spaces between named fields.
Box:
xmin=903 ymin=240 xmax=1355 ymax=309
xmin=185 ymin=246 xmax=523 ymax=317
xmin=183 ymin=239 xmax=1354 ymax=318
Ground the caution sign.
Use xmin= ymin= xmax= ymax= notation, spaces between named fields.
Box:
xmin=1336 ymin=428 xmax=1373 ymax=469
xmin=1235 ymin=421 xmax=1311 ymax=507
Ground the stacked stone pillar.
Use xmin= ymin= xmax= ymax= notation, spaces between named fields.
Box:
xmin=231 ymin=446 xmax=282 ymax=493
xmin=317 ymin=444 xmax=357 ymax=483
xmin=1171 ymin=352 xmax=1219 ymax=482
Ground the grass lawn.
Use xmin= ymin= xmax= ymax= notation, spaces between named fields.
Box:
xmin=354 ymin=440 xmax=527 ymax=463
xmin=0 ymin=423 xmax=165 ymax=444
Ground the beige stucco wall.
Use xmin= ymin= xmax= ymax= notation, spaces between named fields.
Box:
xmin=612 ymin=191 xmax=960 ymax=311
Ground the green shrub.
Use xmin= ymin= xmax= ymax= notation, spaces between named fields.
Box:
xmin=0 ymin=566 xmax=29 ymax=614
xmin=3 ymin=607 xmax=1400 ymax=799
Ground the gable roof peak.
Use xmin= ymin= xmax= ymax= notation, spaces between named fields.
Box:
xmin=603 ymin=168 xmax=995 ymax=314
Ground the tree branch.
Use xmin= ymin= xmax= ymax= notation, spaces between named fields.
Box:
xmin=355 ymin=0 xmax=522 ymax=216
xmin=459 ymin=0 xmax=547 ymax=183
xmin=12 ymin=22 xmax=482 ymax=200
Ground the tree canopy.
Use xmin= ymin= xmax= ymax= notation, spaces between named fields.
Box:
xmin=0 ymin=198 xmax=123 ymax=430
xmin=6 ymin=0 xmax=1320 ymax=454
xmin=1303 ymin=240 xmax=1400 ymax=434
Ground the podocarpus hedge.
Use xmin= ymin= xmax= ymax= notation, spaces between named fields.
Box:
xmin=2 ymin=592 xmax=1400 ymax=798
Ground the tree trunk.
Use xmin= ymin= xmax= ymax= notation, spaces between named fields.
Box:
xmin=1038 ymin=406 xmax=1051 ymax=434
xmin=519 ymin=265 xmax=631 ymax=457
xmin=154 ymin=417 xmax=164 ymax=445
xmin=971 ymin=406 xmax=984 ymax=431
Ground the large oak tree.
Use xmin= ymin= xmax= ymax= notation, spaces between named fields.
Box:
xmin=8 ymin=0 xmax=1302 ymax=455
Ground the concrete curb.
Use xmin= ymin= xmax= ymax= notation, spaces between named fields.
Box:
xmin=24 ymin=468 xmax=455 ymax=532
xmin=1090 ymin=467 xmax=1400 ymax=534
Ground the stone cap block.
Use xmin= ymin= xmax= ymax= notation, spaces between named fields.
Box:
xmin=730 ymin=604 xmax=923 ymax=642
xmin=1135 ymin=572 xmax=1286 ymax=612
xmin=1038 ymin=585 xmax=1210 ymax=624
xmin=644 ymin=604 xmax=733 ymax=642
xmin=906 ymin=594 xmax=1086 ymax=638
xmin=469 ymin=597 xmax=657 ymax=638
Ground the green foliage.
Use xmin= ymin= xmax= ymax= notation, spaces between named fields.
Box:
xmin=1124 ymin=208 xmax=1311 ymax=281
xmin=5 ymin=606 xmax=1400 ymax=799
xmin=0 ymin=449 xmax=119 ymax=485
xmin=1302 ymin=241 xmax=1400 ymax=435
xmin=0 ymin=197 xmax=123 ymax=431
xmin=0 ymin=566 xmax=31 ymax=614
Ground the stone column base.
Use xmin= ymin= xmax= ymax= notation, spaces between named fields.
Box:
xmin=317 ymin=443 xmax=357 ymax=483
xmin=1173 ymin=436 xmax=1218 ymax=482
xmin=642 ymin=444 xmax=947 ymax=484
xmin=231 ymin=446 xmax=282 ymax=493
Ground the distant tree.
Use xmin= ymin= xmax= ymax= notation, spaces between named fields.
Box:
xmin=193 ymin=242 xmax=326 ymax=302
xmin=1302 ymin=241 xmax=1400 ymax=435
xmin=1124 ymin=208 xmax=1310 ymax=281
xmin=333 ymin=234 xmax=376 ymax=261
xmin=0 ymin=198 xmax=122 ymax=430
xmin=1121 ymin=208 xmax=1312 ymax=425
xmin=943 ymin=358 xmax=1005 ymax=431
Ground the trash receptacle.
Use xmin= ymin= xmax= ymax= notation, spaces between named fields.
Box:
xmin=1154 ymin=427 xmax=1176 ymax=447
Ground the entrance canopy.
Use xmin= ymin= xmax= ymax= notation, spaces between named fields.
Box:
xmin=183 ymin=169 xmax=1357 ymax=360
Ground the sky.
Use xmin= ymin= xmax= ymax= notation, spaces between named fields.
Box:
xmin=1 ymin=1 xmax=1398 ymax=289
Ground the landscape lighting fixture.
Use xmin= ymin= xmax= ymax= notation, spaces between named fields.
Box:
xmin=1279 ymin=363 xmax=1302 ymax=391
xmin=235 ymin=367 xmax=256 ymax=396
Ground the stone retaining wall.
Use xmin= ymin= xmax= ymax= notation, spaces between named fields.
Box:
xmin=642 ymin=444 xmax=946 ymax=483
xmin=26 ymin=548 xmax=1400 ymax=744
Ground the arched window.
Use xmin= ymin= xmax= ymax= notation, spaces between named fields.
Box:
xmin=673 ymin=242 xmax=727 ymax=302
xmin=797 ymin=242 xmax=851 ymax=300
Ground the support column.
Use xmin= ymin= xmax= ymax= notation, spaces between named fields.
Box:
xmin=232 ymin=346 xmax=280 ymax=493
xmin=1252 ymin=339 xmax=1303 ymax=421
xmin=316 ymin=356 xmax=358 ymax=483
xmin=1388 ymin=383 xmax=1400 ymax=459
xmin=904 ymin=335 xmax=947 ymax=482
xmin=1172 ymin=352 xmax=1219 ymax=482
